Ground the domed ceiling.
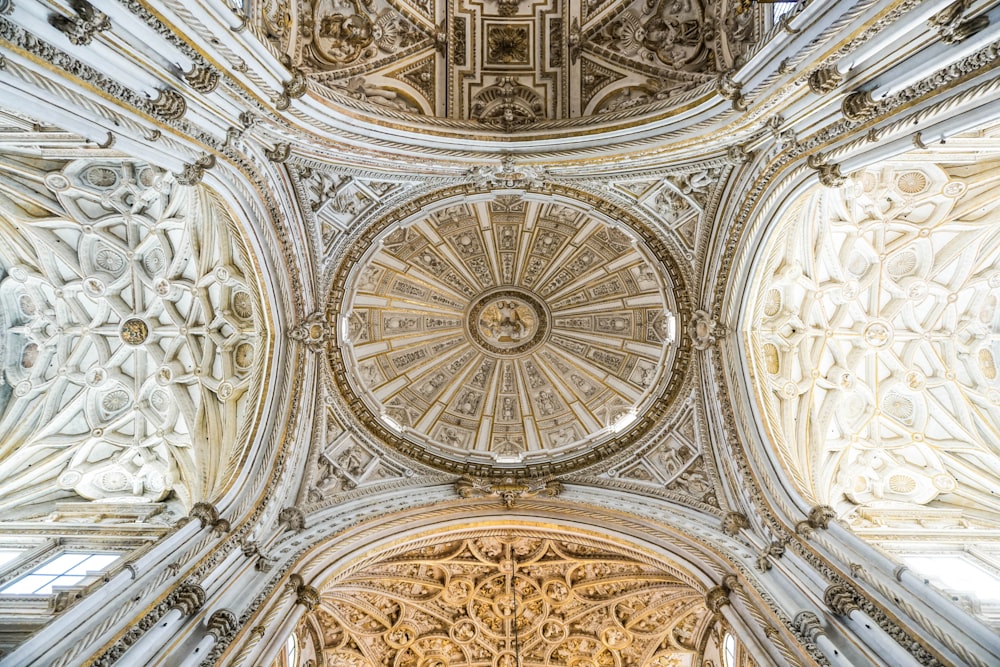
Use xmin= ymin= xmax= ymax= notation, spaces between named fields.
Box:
xmin=301 ymin=535 xmax=714 ymax=667
xmin=329 ymin=190 xmax=687 ymax=474
xmin=270 ymin=0 xmax=759 ymax=137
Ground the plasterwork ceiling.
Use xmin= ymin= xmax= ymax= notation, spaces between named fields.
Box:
xmin=331 ymin=191 xmax=685 ymax=473
xmin=290 ymin=162 xmax=425 ymax=259
xmin=746 ymin=159 xmax=1000 ymax=528
xmin=302 ymin=385 xmax=450 ymax=506
xmin=271 ymin=0 xmax=758 ymax=133
xmin=570 ymin=386 xmax=721 ymax=511
xmin=0 ymin=157 xmax=267 ymax=513
xmin=302 ymin=535 xmax=716 ymax=667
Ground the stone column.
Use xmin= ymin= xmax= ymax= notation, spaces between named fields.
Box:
xmin=252 ymin=581 xmax=319 ymax=667
xmin=705 ymin=580 xmax=773 ymax=666
xmin=824 ymin=584 xmax=921 ymax=666
xmin=124 ymin=583 xmax=206 ymax=665
xmin=794 ymin=611 xmax=857 ymax=667
xmin=177 ymin=609 xmax=238 ymax=667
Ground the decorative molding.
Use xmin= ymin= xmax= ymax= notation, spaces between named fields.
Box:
xmin=705 ymin=583 xmax=731 ymax=614
xmin=808 ymin=66 xmax=843 ymax=94
xmin=277 ymin=68 xmax=307 ymax=110
xmin=149 ymin=88 xmax=187 ymax=120
xmin=206 ymin=609 xmax=239 ymax=640
xmin=278 ymin=507 xmax=306 ymax=532
xmin=691 ymin=309 xmax=723 ymax=350
xmin=189 ymin=503 xmax=220 ymax=528
xmin=171 ymin=583 xmax=207 ymax=616
xmin=841 ymin=90 xmax=876 ymax=121
xmin=183 ymin=66 xmax=220 ymax=94
xmin=816 ymin=163 xmax=845 ymax=188
xmin=755 ymin=541 xmax=786 ymax=572
xmin=823 ymin=584 xmax=860 ymax=617
xmin=295 ymin=584 xmax=320 ymax=611
xmin=468 ymin=156 xmax=548 ymax=190
xmin=716 ymin=72 xmax=747 ymax=112
xmin=455 ymin=476 xmax=563 ymax=508
xmin=265 ymin=142 xmax=291 ymax=163
xmin=721 ymin=511 xmax=750 ymax=536
xmin=48 ymin=0 xmax=110 ymax=46
xmin=929 ymin=0 xmax=990 ymax=44
xmin=175 ymin=153 xmax=216 ymax=185
xmin=793 ymin=611 xmax=825 ymax=640
xmin=289 ymin=311 xmax=333 ymax=352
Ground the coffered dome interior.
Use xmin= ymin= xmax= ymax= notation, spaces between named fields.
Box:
xmin=331 ymin=191 xmax=684 ymax=473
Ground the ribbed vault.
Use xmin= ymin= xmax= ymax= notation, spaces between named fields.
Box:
xmin=745 ymin=153 xmax=1000 ymax=527
xmin=298 ymin=533 xmax=730 ymax=667
xmin=0 ymin=157 xmax=269 ymax=514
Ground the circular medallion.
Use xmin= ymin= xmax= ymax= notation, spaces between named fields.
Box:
xmin=468 ymin=289 xmax=548 ymax=356
xmin=330 ymin=189 xmax=688 ymax=474
xmin=863 ymin=320 xmax=893 ymax=349
xmin=120 ymin=318 xmax=149 ymax=345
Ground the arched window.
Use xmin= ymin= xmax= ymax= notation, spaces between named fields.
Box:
xmin=723 ymin=632 xmax=737 ymax=667
xmin=285 ymin=633 xmax=298 ymax=667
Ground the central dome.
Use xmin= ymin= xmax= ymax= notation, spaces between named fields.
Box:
xmin=330 ymin=189 xmax=686 ymax=473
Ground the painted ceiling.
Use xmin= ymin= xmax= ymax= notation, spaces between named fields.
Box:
xmin=332 ymin=192 xmax=682 ymax=472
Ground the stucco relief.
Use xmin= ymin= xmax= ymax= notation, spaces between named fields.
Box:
xmin=280 ymin=0 xmax=760 ymax=130
xmin=0 ymin=159 xmax=266 ymax=512
xmin=333 ymin=194 xmax=682 ymax=471
xmin=747 ymin=162 xmax=1000 ymax=525
xmin=299 ymin=536 xmax=714 ymax=667
xmin=291 ymin=164 xmax=421 ymax=257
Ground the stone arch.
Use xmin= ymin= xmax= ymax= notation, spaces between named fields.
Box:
xmin=225 ymin=497 xmax=812 ymax=667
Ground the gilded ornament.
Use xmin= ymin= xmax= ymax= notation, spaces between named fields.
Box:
xmin=120 ymin=318 xmax=149 ymax=345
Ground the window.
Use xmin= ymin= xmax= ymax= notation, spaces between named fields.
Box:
xmin=904 ymin=554 xmax=1000 ymax=600
xmin=723 ymin=632 xmax=737 ymax=667
xmin=285 ymin=633 xmax=298 ymax=667
xmin=0 ymin=549 xmax=23 ymax=570
xmin=770 ymin=1 xmax=799 ymax=22
xmin=0 ymin=552 xmax=119 ymax=595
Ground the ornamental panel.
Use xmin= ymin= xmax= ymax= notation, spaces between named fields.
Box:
xmin=746 ymin=162 xmax=1000 ymax=526
xmin=303 ymin=535 xmax=712 ymax=667
xmin=277 ymin=0 xmax=760 ymax=133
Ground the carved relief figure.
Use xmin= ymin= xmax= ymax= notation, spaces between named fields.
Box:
xmin=311 ymin=0 xmax=423 ymax=68
xmin=318 ymin=7 xmax=375 ymax=64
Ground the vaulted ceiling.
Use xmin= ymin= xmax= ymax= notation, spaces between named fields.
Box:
xmin=1 ymin=1 xmax=1000 ymax=665
xmin=300 ymin=533 xmax=723 ymax=667
xmin=745 ymin=142 xmax=1000 ymax=532
xmin=272 ymin=0 xmax=757 ymax=134
xmin=0 ymin=152 xmax=269 ymax=519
